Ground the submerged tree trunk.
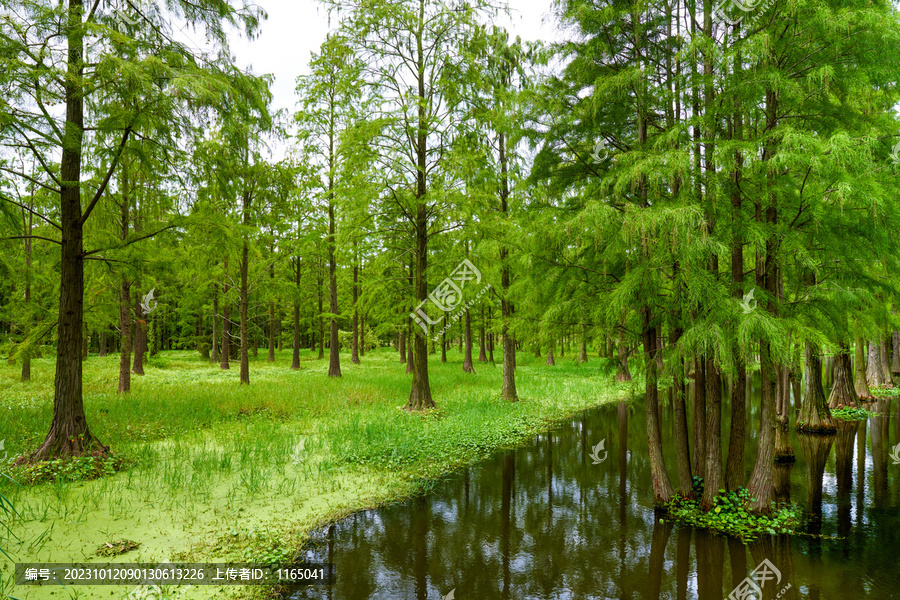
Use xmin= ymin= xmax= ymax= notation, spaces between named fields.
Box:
xmin=879 ymin=337 xmax=893 ymax=385
xmin=747 ymin=341 xmax=778 ymax=514
xmin=797 ymin=341 xmax=835 ymax=433
xmin=671 ymin=329 xmax=693 ymax=498
xmin=828 ymin=345 xmax=858 ymax=409
xmin=701 ymin=359 xmax=723 ymax=510
xmin=644 ymin=307 xmax=674 ymax=504
xmin=692 ymin=357 xmax=707 ymax=482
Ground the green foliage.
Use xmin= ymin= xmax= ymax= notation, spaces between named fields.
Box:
xmin=831 ymin=407 xmax=876 ymax=421
xmin=664 ymin=486 xmax=801 ymax=543
xmin=8 ymin=450 xmax=129 ymax=486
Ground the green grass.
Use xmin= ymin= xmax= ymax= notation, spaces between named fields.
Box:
xmin=0 ymin=345 xmax=632 ymax=600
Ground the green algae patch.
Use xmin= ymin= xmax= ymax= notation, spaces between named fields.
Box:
xmin=0 ymin=349 xmax=631 ymax=600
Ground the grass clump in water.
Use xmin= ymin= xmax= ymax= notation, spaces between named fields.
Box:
xmin=662 ymin=479 xmax=801 ymax=542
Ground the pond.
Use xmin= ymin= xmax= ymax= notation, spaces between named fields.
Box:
xmin=286 ymin=380 xmax=900 ymax=599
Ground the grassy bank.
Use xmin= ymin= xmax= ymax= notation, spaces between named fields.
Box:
xmin=0 ymin=347 xmax=634 ymax=600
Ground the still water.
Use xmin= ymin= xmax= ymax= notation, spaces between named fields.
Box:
xmin=288 ymin=385 xmax=900 ymax=600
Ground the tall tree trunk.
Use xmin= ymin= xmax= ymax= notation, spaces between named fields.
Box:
xmin=546 ymin=339 xmax=555 ymax=366
xmin=643 ymin=307 xmax=674 ymax=504
xmin=21 ymin=197 xmax=34 ymax=381
xmin=241 ymin=237 xmax=250 ymax=385
xmin=478 ymin=306 xmax=488 ymax=362
xmin=32 ymin=0 xmax=105 ymax=459
xmin=406 ymin=318 xmax=415 ymax=374
xmin=327 ymin=202 xmax=341 ymax=378
xmin=671 ymin=326 xmax=693 ymax=498
xmin=360 ymin=312 xmax=366 ymax=357
xmin=463 ymin=309 xmax=475 ymax=373
xmin=220 ymin=257 xmax=231 ymax=370
xmin=441 ymin=330 xmax=447 ymax=362
xmin=98 ymin=331 xmax=106 ymax=358
xmin=117 ymin=277 xmax=132 ymax=395
xmin=892 ymin=330 xmax=900 ymax=374
xmin=292 ymin=259 xmax=301 ymax=370
xmin=317 ymin=266 xmax=325 ymax=360
xmin=399 ymin=330 xmax=407 ymax=363
xmin=351 ymin=261 xmax=360 ymax=364
xmin=211 ymin=283 xmax=219 ymax=363
xmin=132 ymin=293 xmax=145 ymax=375
xmin=692 ymin=357 xmax=707 ymax=481
xmin=498 ymin=128 xmax=518 ymax=400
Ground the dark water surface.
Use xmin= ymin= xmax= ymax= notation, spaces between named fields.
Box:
xmin=289 ymin=383 xmax=900 ymax=600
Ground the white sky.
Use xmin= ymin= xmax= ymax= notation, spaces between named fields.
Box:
xmin=228 ymin=0 xmax=560 ymax=121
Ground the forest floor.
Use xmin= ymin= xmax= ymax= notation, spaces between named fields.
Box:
xmin=0 ymin=347 xmax=635 ymax=600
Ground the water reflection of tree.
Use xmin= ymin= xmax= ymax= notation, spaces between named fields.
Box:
xmin=834 ymin=420 xmax=859 ymax=538
xmin=870 ymin=398 xmax=890 ymax=507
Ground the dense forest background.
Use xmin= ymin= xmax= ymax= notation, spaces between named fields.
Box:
xmin=2 ymin=0 xmax=900 ymax=516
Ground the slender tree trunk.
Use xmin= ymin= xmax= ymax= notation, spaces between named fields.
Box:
xmin=239 ymin=208 xmax=250 ymax=385
xmin=463 ymin=309 xmax=475 ymax=373
xmin=441 ymin=330 xmax=447 ymax=362
xmin=546 ymin=339 xmax=555 ymax=366
xmin=327 ymin=203 xmax=341 ymax=377
xmin=21 ymin=200 xmax=33 ymax=381
xmin=399 ymin=330 xmax=407 ymax=363
xmin=478 ymin=306 xmax=488 ymax=362
xmin=317 ymin=267 xmax=325 ymax=360
xmin=351 ymin=261 xmax=360 ymax=364
xmin=220 ymin=257 xmax=231 ymax=370
xmin=132 ymin=294 xmax=145 ymax=375
xmin=211 ymin=284 xmax=219 ymax=363
xmin=360 ymin=312 xmax=366 ymax=357
xmin=892 ymin=330 xmax=900 ymax=374
xmin=406 ymin=318 xmax=415 ymax=374
xmin=118 ymin=277 xmax=132 ymax=394
xmin=292 ymin=259 xmax=301 ymax=369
